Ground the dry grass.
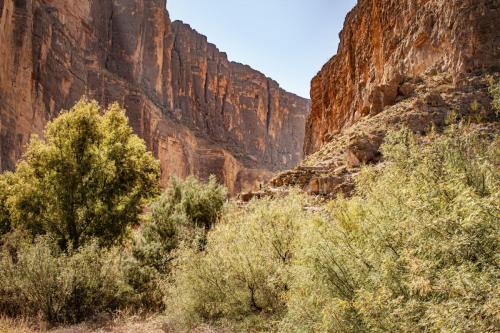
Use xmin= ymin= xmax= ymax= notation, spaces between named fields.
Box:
xmin=0 ymin=316 xmax=227 ymax=333
xmin=0 ymin=316 xmax=38 ymax=333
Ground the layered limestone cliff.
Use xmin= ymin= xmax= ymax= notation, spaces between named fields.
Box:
xmin=0 ymin=0 xmax=309 ymax=194
xmin=305 ymin=0 xmax=499 ymax=155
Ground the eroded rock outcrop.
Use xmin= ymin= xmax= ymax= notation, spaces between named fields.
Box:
xmin=270 ymin=72 xmax=500 ymax=198
xmin=305 ymin=0 xmax=499 ymax=155
xmin=0 ymin=0 xmax=309 ymax=194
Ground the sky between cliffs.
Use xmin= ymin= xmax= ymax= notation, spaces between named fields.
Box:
xmin=168 ymin=0 xmax=357 ymax=99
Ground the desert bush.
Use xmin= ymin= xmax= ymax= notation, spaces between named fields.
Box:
xmin=489 ymin=80 xmax=500 ymax=113
xmin=6 ymin=99 xmax=160 ymax=250
xmin=133 ymin=176 xmax=226 ymax=272
xmin=166 ymin=191 xmax=316 ymax=331
xmin=282 ymin=126 xmax=500 ymax=332
xmin=125 ymin=176 xmax=227 ymax=310
xmin=166 ymin=175 xmax=227 ymax=237
xmin=0 ymin=236 xmax=132 ymax=323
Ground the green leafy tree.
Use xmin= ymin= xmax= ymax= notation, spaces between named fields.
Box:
xmin=132 ymin=175 xmax=226 ymax=273
xmin=7 ymin=99 xmax=160 ymax=249
xmin=125 ymin=176 xmax=227 ymax=309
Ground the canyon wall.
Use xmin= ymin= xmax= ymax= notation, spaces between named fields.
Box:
xmin=0 ymin=0 xmax=309 ymax=194
xmin=169 ymin=21 xmax=309 ymax=172
xmin=305 ymin=0 xmax=499 ymax=155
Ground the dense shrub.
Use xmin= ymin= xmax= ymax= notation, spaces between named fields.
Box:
xmin=166 ymin=175 xmax=227 ymax=234
xmin=166 ymin=191 xmax=316 ymax=331
xmin=125 ymin=176 xmax=227 ymax=310
xmin=0 ymin=237 xmax=131 ymax=323
xmin=490 ymin=80 xmax=500 ymax=113
xmin=165 ymin=125 xmax=499 ymax=332
xmin=283 ymin=126 xmax=500 ymax=332
xmin=6 ymin=99 xmax=160 ymax=250
xmin=133 ymin=176 xmax=226 ymax=272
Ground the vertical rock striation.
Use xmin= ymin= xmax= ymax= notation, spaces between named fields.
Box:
xmin=305 ymin=0 xmax=500 ymax=155
xmin=169 ymin=21 xmax=309 ymax=172
xmin=0 ymin=0 xmax=309 ymax=194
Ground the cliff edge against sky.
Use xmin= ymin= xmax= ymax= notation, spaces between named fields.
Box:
xmin=0 ymin=0 xmax=309 ymax=194
xmin=305 ymin=0 xmax=499 ymax=155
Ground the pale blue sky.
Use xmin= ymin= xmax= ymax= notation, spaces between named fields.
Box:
xmin=168 ymin=0 xmax=357 ymax=98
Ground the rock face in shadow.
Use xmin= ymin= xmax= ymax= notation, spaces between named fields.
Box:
xmin=304 ymin=0 xmax=500 ymax=155
xmin=169 ymin=21 xmax=309 ymax=172
xmin=0 ymin=0 xmax=309 ymax=194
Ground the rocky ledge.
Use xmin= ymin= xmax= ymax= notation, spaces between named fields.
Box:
xmin=262 ymin=72 xmax=500 ymax=199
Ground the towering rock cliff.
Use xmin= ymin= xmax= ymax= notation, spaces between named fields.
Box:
xmin=169 ymin=21 xmax=309 ymax=172
xmin=305 ymin=0 xmax=499 ymax=155
xmin=267 ymin=0 xmax=499 ymax=199
xmin=0 ymin=0 xmax=309 ymax=194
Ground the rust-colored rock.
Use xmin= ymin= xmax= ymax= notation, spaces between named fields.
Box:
xmin=270 ymin=72 xmax=500 ymax=198
xmin=345 ymin=134 xmax=384 ymax=168
xmin=169 ymin=21 xmax=309 ymax=172
xmin=304 ymin=0 xmax=500 ymax=155
xmin=0 ymin=0 xmax=309 ymax=195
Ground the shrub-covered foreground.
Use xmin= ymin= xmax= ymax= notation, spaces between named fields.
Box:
xmin=0 ymin=98 xmax=498 ymax=332
xmin=166 ymin=191 xmax=315 ymax=331
xmin=0 ymin=175 xmax=226 ymax=324
xmin=0 ymin=237 xmax=130 ymax=323
xmin=282 ymin=126 xmax=499 ymax=332
xmin=0 ymin=100 xmax=227 ymax=324
xmin=167 ymin=125 xmax=499 ymax=332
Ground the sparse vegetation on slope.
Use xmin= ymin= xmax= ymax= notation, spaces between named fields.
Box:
xmin=270 ymin=73 xmax=500 ymax=198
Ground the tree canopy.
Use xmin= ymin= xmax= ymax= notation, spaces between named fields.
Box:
xmin=4 ymin=99 xmax=160 ymax=249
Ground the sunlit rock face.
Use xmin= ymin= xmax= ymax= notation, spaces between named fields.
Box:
xmin=0 ymin=0 xmax=309 ymax=194
xmin=262 ymin=0 xmax=499 ymax=200
xmin=304 ymin=0 xmax=500 ymax=155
